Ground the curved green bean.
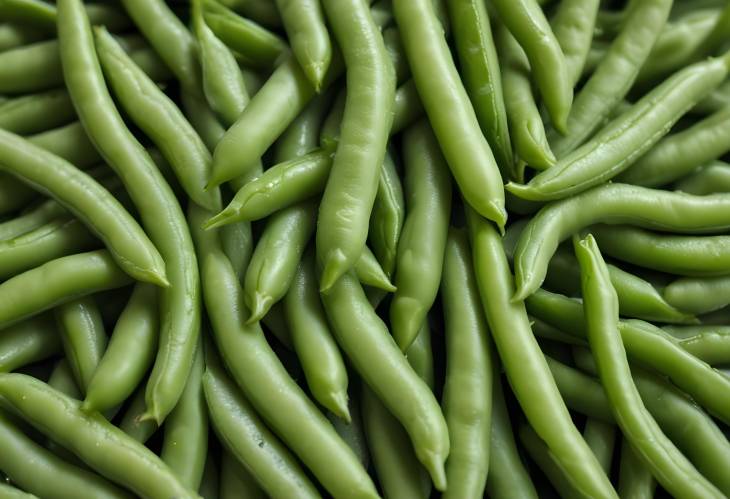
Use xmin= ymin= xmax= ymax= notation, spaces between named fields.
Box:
xmin=276 ymin=0 xmax=331 ymax=89
xmin=54 ymin=297 xmax=108 ymax=394
xmin=0 ymin=88 xmax=74 ymax=134
xmin=94 ymin=27 xmax=221 ymax=212
xmin=0 ymin=22 xmax=46 ymax=51
xmin=391 ymin=79 xmax=424 ymax=135
xmin=368 ymin=150 xmax=404 ymax=278
xmin=618 ymin=439 xmax=656 ymax=499
xmin=674 ymin=161 xmax=730 ymax=194
xmin=27 ymin=121 xmax=101 ymax=169
xmin=83 ymin=283 xmax=158 ymax=413
xmin=59 ymin=0 xmax=201 ymax=424
xmin=390 ymin=120 xmax=451 ymax=350
xmin=219 ymin=450 xmax=265 ymax=499
xmin=0 ymin=198 xmax=66 ymax=241
xmin=393 ymin=0 xmax=506 ymax=228
xmin=0 ymin=314 xmax=60 ymax=373
xmin=513 ymin=183 xmax=730 ymax=300
xmin=550 ymin=0 xmax=600 ymax=86
xmin=664 ymin=275 xmax=730 ymax=315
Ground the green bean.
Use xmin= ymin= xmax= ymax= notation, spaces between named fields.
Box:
xmin=274 ymin=92 xmax=332 ymax=162
xmin=0 ymin=481 xmax=35 ymax=499
xmin=448 ymin=0 xmax=514 ymax=179
xmin=193 ymin=0 xmax=247 ymax=127
xmin=203 ymin=349 xmax=320 ymax=499
xmin=316 ymin=0 xmax=396 ymax=291
xmin=0 ymin=410 xmax=131 ymax=499
xmin=695 ymin=80 xmax=730 ymax=115
xmin=361 ymin=384 xmax=432 ymax=499
xmin=0 ymin=373 xmax=198 ymax=499
xmin=205 ymin=150 xmax=332 ymax=229
xmin=617 ymin=439 xmax=656 ymax=499
xmin=576 ymin=233 xmax=722 ymax=498
xmin=0 ymin=314 xmax=60 ymax=373
xmin=260 ymin=301 xmax=293 ymax=349
xmin=391 ymin=79 xmax=423 ymax=135
xmin=550 ymin=0 xmax=600 ymax=86
xmin=0 ymin=129 xmax=168 ymax=284
xmin=59 ymin=0 xmax=201 ymax=425
xmin=284 ymin=249 xmax=349 ymax=420
xmin=118 ymin=386 xmax=157 ymax=444
xmin=120 ymin=0 xmax=200 ymax=91
xmin=219 ymin=450 xmax=265 ymax=499
xmin=619 ymin=105 xmax=730 ymax=186
xmin=162 ymin=342 xmax=207 ymax=491
xmin=513 ymin=183 xmax=730 ymax=300
xmin=0 ymin=199 xmax=66 ymax=241
xmin=244 ymin=201 xmax=316 ymax=323
xmin=518 ymin=424 xmax=584 ymax=499
xmin=465 ymin=208 xmax=616 ymax=498
xmin=189 ymin=204 xmax=378 ymax=498
xmin=198 ymin=451 xmax=218 ymax=499
xmin=532 ymin=317 xmax=587 ymax=345
xmin=544 ymin=356 xmax=613 ymax=421
xmin=83 ymin=284 xmax=158 ymax=413
xmin=0 ymin=23 xmax=45 ymax=51
xmin=48 ymin=359 xmax=81 ymax=401
xmin=690 ymin=1 xmax=730 ymax=60
xmin=26 ymin=121 xmax=101 ymax=169
xmin=441 ymin=228 xmax=492 ymax=499
xmin=214 ymin=0 xmax=282 ymax=28
xmin=368 ymin=150 xmax=404 ymax=278
xmin=486 ymin=376 xmax=538 ymax=499
xmin=0 ymin=250 xmax=131 ymax=329
xmin=590 ymin=224 xmax=730 ymax=276
xmin=496 ymin=23 xmax=555 ymax=170
xmin=203 ymin=7 xmax=287 ymax=69
xmin=276 ymin=0 xmax=331 ymax=89
xmin=390 ymin=121 xmax=451 ymax=350
xmin=319 ymin=88 xmax=345 ymax=151
xmin=674 ymin=161 xmax=730 ymax=194
xmin=180 ymin=90 xmax=226 ymax=152
xmin=321 ymin=268 xmax=449 ymax=489
xmin=664 ymin=275 xmax=730 ymax=315
xmin=327 ymin=389 xmax=369 ymax=466
xmin=547 ymin=0 xmax=672 ymax=158
xmin=94 ymin=27 xmax=221 ymax=212
xmin=54 ymin=297 xmax=107 ymax=394
xmin=394 ymin=0 xmax=506 ymax=228
xmin=0 ymin=88 xmax=74 ymax=134
xmin=511 ymin=54 xmax=730 ymax=202
xmin=0 ymin=1 xmax=131 ymax=33
xmin=491 ymin=0 xmax=572 ymax=131
xmin=670 ymin=329 xmax=730 ymax=365
xmin=355 ymin=245 xmax=396 ymax=291
xmin=0 ymin=39 xmax=61 ymax=93
xmin=383 ymin=27 xmax=409 ymax=84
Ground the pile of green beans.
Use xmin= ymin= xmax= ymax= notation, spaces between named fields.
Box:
xmin=2 ymin=0 xmax=730 ymax=497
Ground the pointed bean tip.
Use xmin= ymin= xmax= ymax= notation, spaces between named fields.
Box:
xmin=328 ymin=391 xmax=351 ymax=423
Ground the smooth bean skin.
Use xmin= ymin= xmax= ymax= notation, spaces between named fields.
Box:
xmin=274 ymin=91 xmax=333 ymax=162
xmin=354 ymin=246 xmax=396 ymax=291
xmin=518 ymin=425 xmax=584 ymax=499
xmin=189 ymin=204 xmax=379 ymax=499
xmin=203 ymin=351 xmax=321 ymax=499
xmin=491 ymin=0 xmax=572 ymax=132
xmin=466 ymin=209 xmax=617 ymax=499
xmin=316 ymin=0 xmax=396 ymax=291
xmin=390 ymin=121 xmax=451 ymax=350
xmin=591 ymin=224 xmax=730 ymax=276
xmin=0 ymin=129 xmax=167 ymax=285
xmin=27 ymin=121 xmax=101 ymax=169
xmin=513 ymin=183 xmax=730 ymax=300
xmin=486 ymin=376 xmax=538 ymax=499
xmin=368 ymin=150 xmax=405 ymax=278
xmin=94 ymin=27 xmax=221 ymax=212
xmin=0 ymin=198 xmax=67 ymax=242
xmin=547 ymin=0 xmax=672 ymax=158
xmin=219 ymin=450 xmax=266 ymax=499
xmin=583 ymin=420 xmax=615 ymax=475
xmin=441 ymin=229 xmax=492 ymax=499
xmin=509 ymin=53 xmax=729 ymax=202
xmin=664 ymin=275 xmax=730 ymax=315
xmin=276 ymin=0 xmax=331 ymax=89
xmin=59 ymin=0 xmax=201 ymax=424
xmin=0 ymin=22 xmax=46 ymax=51
xmin=0 ymin=39 xmax=62 ymax=93
xmin=0 ymin=174 xmax=36 ymax=215
xmin=205 ymin=150 xmax=332 ymax=228
xmin=284 ymin=250 xmax=350 ymax=420
xmin=0 ymin=314 xmax=60 ymax=373
xmin=0 ymin=218 xmax=97 ymax=280
xmin=618 ymin=439 xmax=656 ymax=499
xmin=674 ymin=161 xmax=730 ymax=194
xmin=0 ymin=88 xmax=75 ymax=134
xmin=55 ymin=297 xmax=108 ymax=394
xmin=82 ymin=283 xmax=158 ymax=413
xmin=575 ymin=234 xmax=723 ymax=499
xmin=48 ymin=359 xmax=82 ymax=400
xmin=0 ymin=410 xmax=132 ymax=499
xmin=391 ymin=79 xmax=424 ymax=135
xmin=550 ymin=0 xmax=600 ymax=86
xmin=496 ymin=23 xmax=555 ymax=171
xmin=394 ymin=0 xmax=506 ymax=228
xmin=208 ymin=55 xmax=340 ymax=187
xmin=161 ymin=342 xmax=207 ymax=491
xmin=448 ymin=0 xmax=513 ymax=178
xmin=0 ymin=374 xmax=199 ymax=499
xmin=321 ymin=268 xmax=449 ymax=490
xmin=619 ymin=104 xmax=730 ymax=187
xmin=118 ymin=386 xmax=158 ymax=444
xmin=244 ymin=201 xmax=316 ymax=323
xmin=0 ymin=481 xmax=36 ymax=499
xmin=193 ymin=1 xmax=247 ymax=127
xmin=0 ymin=250 xmax=131 ymax=330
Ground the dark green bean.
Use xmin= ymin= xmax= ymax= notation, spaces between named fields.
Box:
xmin=0 ymin=314 xmax=60 ymax=373
xmin=0 ymin=22 xmax=45 ymax=51
xmin=118 ymin=386 xmax=158 ymax=444
xmin=618 ymin=439 xmax=656 ymax=499
xmin=391 ymin=79 xmax=423 ymax=135
xmin=219 ymin=450 xmax=265 ymax=499
xmin=368 ymin=150 xmax=404 ymax=278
